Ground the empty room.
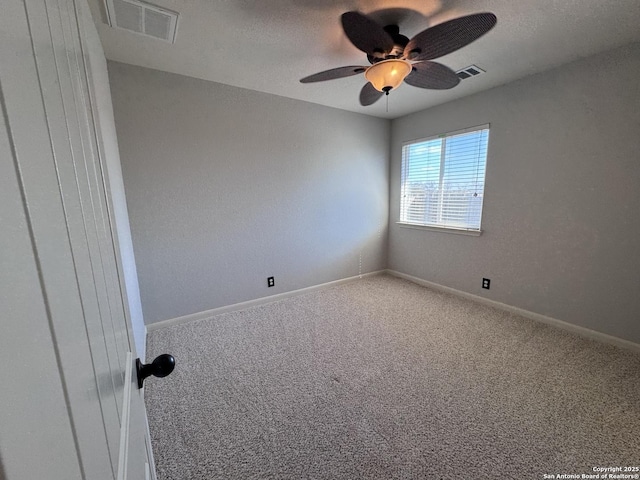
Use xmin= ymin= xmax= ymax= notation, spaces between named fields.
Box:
xmin=2 ymin=0 xmax=640 ymax=479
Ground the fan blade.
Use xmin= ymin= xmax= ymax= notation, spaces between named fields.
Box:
xmin=404 ymin=61 xmax=460 ymax=90
xmin=359 ymin=82 xmax=384 ymax=106
xmin=341 ymin=11 xmax=394 ymax=56
xmin=300 ymin=66 xmax=367 ymax=83
xmin=404 ymin=13 xmax=497 ymax=61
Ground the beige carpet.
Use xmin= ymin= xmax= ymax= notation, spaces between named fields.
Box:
xmin=145 ymin=274 xmax=640 ymax=479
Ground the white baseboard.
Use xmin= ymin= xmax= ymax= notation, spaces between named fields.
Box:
xmin=145 ymin=268 xmax=640 ymax=354
xmin=146 ymin=270 xmax=386 ymax=332
xmin=386 ymin=269 xmax=640 ymax=353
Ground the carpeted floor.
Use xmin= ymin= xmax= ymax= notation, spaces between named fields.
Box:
xmin=145 ymin=274 xmax=640 ymax=479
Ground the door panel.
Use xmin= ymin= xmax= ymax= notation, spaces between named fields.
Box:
xmin=71 ymin=0 xmax=132 ymax=385
xmin=53 ymin=0 xmax=128 ymax=405
xmin=2 ymin=0 xmax=115 ymax=476
xmin=0 ymin=63 xmax=84 ymax=480
xmin=0 ymin=0 xmax=155 ymax=478
xmin=74 ymin=0 xmax=155 ymax=475
xmin=31 ymin=0 xmax=125 ymax=468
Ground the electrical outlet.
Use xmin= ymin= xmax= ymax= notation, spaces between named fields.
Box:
xmin=267 ymin=276 xmax=275 ymax=287
xmin=482 ymin=278 xmax=491 ymax=289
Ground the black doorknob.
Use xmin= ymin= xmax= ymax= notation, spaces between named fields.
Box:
xmin=136 ymin=354 xmax=175 ymax=389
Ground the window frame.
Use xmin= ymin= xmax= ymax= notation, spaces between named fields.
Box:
xmin=398 ymin=124 xmax=490 ymax=235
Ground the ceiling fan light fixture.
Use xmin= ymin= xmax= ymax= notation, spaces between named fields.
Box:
xmin=364 ymin=59 xmax=412 ymax=93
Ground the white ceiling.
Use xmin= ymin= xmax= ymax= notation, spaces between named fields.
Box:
xmin=88 ymin=0 xmax=640 ymax=119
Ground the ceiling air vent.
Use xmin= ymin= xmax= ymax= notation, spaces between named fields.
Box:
xmin=104 ymin=0 xmax=179 ymax=44
xmin=456 ymin=65 xmax=485 ymax=80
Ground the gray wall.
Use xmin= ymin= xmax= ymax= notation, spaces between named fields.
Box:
xmin=389 ymin=42 xmax=640 ymax=344
xmin=108 ymin=62 xmax=389 ymax=324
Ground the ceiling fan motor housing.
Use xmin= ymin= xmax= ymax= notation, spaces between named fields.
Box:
xmin=367 ymin=25 xmax=409 ymax=64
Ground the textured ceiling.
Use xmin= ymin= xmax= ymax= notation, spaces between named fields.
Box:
xmin=88 ymin=0 xmax=640 ymax=119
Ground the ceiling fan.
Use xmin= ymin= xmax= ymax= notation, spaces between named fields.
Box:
xmin=300 ymin=11 xmax=497 ymax=106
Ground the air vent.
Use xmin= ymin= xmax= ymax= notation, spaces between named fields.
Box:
xmin=104 ymin=0 xmax=179 ymax=44
xmin=456 ymin=65 xmax=485 ymax=80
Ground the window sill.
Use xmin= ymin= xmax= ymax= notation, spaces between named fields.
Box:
xmin=396 ymin=222 xmax=483 ymax=236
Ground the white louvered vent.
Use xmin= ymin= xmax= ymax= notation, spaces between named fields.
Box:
xmin=456 ymin=65 xmax=486 ymax=80
xmin=105 ymin=0 xmax=179 ymax=44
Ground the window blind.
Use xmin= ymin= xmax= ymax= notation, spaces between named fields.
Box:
xmin=400 ymin=125 xmax=490 ymax=231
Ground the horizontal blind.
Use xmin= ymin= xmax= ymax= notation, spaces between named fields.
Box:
xmin=400 ymin=126 xmax=489 ymax=231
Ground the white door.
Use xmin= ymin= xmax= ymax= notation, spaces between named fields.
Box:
xmin=0 ymin=0 xmax=156 ymax=479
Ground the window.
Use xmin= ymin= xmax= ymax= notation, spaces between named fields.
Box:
xmin=400 ymin=125 xmax=489 ymax=233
